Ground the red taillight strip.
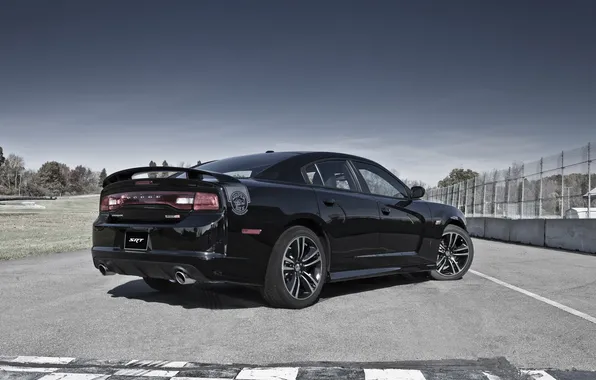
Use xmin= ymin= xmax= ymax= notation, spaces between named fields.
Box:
xmin=99 ymin=191 xmax=220 ymax=212
xmin=242 ymin=229 xmax=262 ymax=235
xmin=194 ymin=192 xmax=219 ymax=211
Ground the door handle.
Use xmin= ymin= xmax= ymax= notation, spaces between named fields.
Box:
xmin=381 ymin=207 xmax=391 ymax=215
xmin=323 ymin=198 xmax=336 ymax=206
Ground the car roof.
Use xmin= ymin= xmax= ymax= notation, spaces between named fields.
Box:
xmin=256 ymin=151 xmax=380 ymax=182
xmin=196 ymin=150 xmax=379 ymax=182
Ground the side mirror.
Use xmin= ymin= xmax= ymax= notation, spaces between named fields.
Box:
xmin=411 ymin=186 xmax=425 ymax=199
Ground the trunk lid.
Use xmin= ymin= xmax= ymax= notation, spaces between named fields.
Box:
xmin=100 ymin=177 xmax=223 ymax=224
xmin=100 ymin=165 xmax=251 ymax=224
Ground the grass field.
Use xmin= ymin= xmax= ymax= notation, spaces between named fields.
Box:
xmin=0 ymin=195 xmax=99 ymax=260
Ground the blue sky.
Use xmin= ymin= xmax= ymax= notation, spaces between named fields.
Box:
xmin=1 ymin=0 xmax=594 ymax=186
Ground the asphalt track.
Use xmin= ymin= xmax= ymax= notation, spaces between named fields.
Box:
xmin=1 ymin=239 xmax=595 ymax=377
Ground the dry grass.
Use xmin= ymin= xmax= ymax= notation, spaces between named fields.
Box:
xmin=0 ymin=195 xmax=99 ymax=260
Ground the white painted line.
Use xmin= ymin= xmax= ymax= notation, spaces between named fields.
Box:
xmin=235 ymin=367 xmax=299 ymax=380
xmin=173 ymin=377 xmax=234 ymax=380
xmin=11 ymin=356 xmax=76 ymax=365
xmin=124 ymin=359 xmax=187 ymax=368
xmin=0 ymin=365 xmax=59 ymax=373
xmin=114 ymin=369 xmax=180 ymax=377
xmin=470 ymin=269 xmax=596 ymax=325
xmin=139 ymin=370 xmax=180 ymax=377
xmin=364 ymin=369 xmax=426 ymax=380
xmin=125 ymin=360 xmax=163 ymax=366
xmin=162 ymin=361 xmax=188 ymax=368
xmin=482 ymin=371 xmax=502 ymax=380
xmin=521 ymin=370 xmax=557 ymax=380
xmin=37 ymin=373 xmax=110 ymax=380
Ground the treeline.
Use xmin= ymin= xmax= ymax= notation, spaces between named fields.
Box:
xmin=0 ymin=146 xmax=107 ymax=197
xmin=145 ymin=160 xmax=202 ymax=178
xmin=0 ymin=147 xmax=202 ymax=196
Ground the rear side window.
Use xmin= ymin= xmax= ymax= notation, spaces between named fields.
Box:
xmin=304 ymin=160 xmax=358 ymax=191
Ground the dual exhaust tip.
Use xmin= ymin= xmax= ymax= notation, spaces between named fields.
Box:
xmin=98 ymin=264 xmax=114 ymax=276
xmin=98 ymin=263 xmax=196 ymax=285
xmin=174 ymin=270 xmax=196 ymax=285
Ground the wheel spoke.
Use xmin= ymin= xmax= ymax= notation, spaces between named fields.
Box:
xmin=283 ymin=263 xmax=294 ymax=271
xmin=293 ymin=238 xmax=302 ymax=260
xmin=300 ymin=273 xmax=316 ymax=293
xmin=301 ymin=237 xmax=308 ymax=260
xmin=448 ymin=233 xmax=458 ymax=249
xmin=291 ymin=273 xmax=301 ymax=298
xmin=450 ymin=257 xmax=462 ymax=273
xmin=438 ymin=259 xmax=449 ymax=273
xmin=302 ymin=248 xmax=319 ymax=263
xmin=303 ymin=256 xmax=321 ymax=267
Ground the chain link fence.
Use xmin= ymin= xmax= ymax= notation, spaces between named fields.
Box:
xmin=424 ymin=142 xmax=596 ymax=219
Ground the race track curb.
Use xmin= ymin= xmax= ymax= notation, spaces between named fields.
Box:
xmin=0 ymin=355 xmax=593 ymax=380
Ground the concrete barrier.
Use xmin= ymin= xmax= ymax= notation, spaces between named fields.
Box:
xmin=509 ymin=219 xmax=545 ymax=247
xmin=466 ymin=218 xmax=485 ymax=238
xmin=484 ymin=218 xmax=511 ymax=241
xmin=466 ymin=217 xmax=595 ymax=254
xmin=545 ymin=219 xmax=596 ymax=254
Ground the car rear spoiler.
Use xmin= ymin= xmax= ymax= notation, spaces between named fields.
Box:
xmin=102 ymin=166 xmax=242 ymax=187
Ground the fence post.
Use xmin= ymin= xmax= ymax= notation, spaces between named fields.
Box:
xmin=504 ymin=167 xmax=510 ymax=218
xmin=561 ymin=150 xmax=565 ymax=217
xmin=481 ymin=176 xmax=485 ymax=216
xmin=588 ymin=143 xmax=591 ymax=219
xmin=463 ymin=180 xmax=467 ymax=215
xmin=539 ymin=157 xmax=543 ymax=218
xmin=458 ymin=182 xmax=462 ymax=211
xmin=521 ymin=164 xmax=525 ymax=218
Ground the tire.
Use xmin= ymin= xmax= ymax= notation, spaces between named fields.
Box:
xmin=143 ymin=277 xmax=185 ymax=292
xmin=261 ymin=226 xmax=327 ymax=309
xmin=430 ymin=224 xmax=474 ymax=281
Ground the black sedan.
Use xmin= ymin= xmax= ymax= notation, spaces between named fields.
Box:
xmin=92 ymin=151 xmax=474 ymax=309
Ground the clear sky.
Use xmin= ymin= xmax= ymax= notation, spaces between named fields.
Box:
xmin=1 ymin=0 xmax=594 ymax=186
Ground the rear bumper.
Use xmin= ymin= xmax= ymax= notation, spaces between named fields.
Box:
xmin=91 ymin=248 xmax=257 ymax=286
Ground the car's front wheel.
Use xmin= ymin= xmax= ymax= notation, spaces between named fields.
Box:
xmin=430 ymin=224 xmax=474 ymax=281
xmin=261 ymin=226 xmax=327 ymax=309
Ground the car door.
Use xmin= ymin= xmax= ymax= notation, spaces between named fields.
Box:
xmin=302 ymin=159 xmax=381 ymax=273
xmin=349 ymin=160 xmax=428 ymax=268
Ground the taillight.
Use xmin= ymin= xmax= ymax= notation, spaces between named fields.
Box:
xmin=99 ymin=191 xmax=219 ymax=212
xmin=193 ymin=192 xmax=219 ymax=210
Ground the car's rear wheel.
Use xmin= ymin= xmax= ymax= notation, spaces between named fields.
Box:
xmin=430 ymin=224 xmax=474 ymax=281
xmin=143 ymin=277 xmax=185 ymax=292
xmin=261 ymin=226 xmax=327 ymax=309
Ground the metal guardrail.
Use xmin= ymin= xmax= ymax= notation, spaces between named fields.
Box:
xmin=424 ymin=142 xmax=596 ymax=219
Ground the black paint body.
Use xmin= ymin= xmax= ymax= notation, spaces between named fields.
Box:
xmin=92 ymin=152 xmax=467 ymax=287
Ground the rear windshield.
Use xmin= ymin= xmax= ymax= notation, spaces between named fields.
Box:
xmin=189 ymin=152 xmax=299 ymax=179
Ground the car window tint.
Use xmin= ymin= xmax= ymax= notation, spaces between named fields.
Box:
xmin=304 ymin=164 xmax=324 ymax=186
xmin=311 ymin=160 xmax=357 ymax=191
xmin=352 ymin=161 xmax=408 ymax=198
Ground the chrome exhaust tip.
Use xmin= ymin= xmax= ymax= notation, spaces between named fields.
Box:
xmin=174 ymin=270 xmax=196 ymax=285
xmin=98 ymin=264 xmax=114 ymax=276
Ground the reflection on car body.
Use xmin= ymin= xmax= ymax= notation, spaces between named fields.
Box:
xmin=91 ymin=151 xmax=474 ymax=309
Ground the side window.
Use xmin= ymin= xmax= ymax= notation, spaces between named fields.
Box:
xmin=303 ymin=160 xmax=358 ymax=191
xmin=304 ymin=164 xmax=323 ymax=186
xmin=352 ymin=161 xmax=408 ymax=198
